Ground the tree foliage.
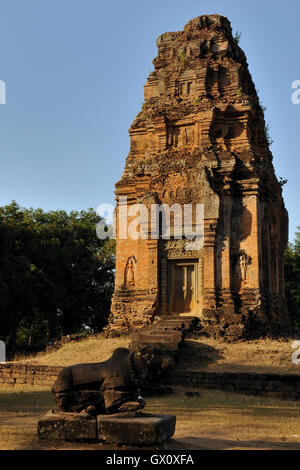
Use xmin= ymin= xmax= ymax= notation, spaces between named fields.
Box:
xmin=285 ymin=228 xmax=300 ymax=328
xmin=0 ymin=201 xmax=115 ymax=356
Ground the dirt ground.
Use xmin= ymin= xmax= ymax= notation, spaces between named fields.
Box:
xmin=0 ymin=385 xmax=300 ymax=450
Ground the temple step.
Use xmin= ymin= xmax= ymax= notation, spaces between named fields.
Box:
xmin=130 ymin=315 xmax=199 ymax=355
xmin=157 ymin=317 xmax=199 ymax=330
xmin=136 ymin=335 xmax=183 ymax=344
xmin=134 ymin=342 xmax=181 ymax=352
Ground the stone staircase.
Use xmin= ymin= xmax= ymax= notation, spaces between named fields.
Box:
xmin=130 ymin=315 xmax=199 ymax=357
xmin=130 ymin=315 xmax=200 ymax=396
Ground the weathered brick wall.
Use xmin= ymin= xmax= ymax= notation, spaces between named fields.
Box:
xmin=1 ymin=363 xmax=299 ymax=401
xmin=0 ymin=363 xmax=62 ymax=387
xmin=163 ymin=370 xmax=300 ymax=400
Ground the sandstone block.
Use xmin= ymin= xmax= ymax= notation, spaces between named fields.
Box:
xmin=38 ymin=411 xmax=176 ymax=445
xmin=97 ymin=412 xmax=176 ymax=445
xmin=37 ymin=411 xmax=97 ymax=442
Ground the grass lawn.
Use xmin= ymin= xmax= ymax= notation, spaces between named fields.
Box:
xmin=2 ymin=334 xmax=300 ymax=449
xmin=12 ymin=333 xmax=300 ymax=376
xmin=0 ymin=384 xmax=300 ymax=450
xmin=178 ymin=336 xmax=300 ymax=375
xmin=14 ymin=335 xmax=131 ymax=367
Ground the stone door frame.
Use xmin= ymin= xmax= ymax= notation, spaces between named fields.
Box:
xmin=160 ymin=254 xmax=203 ymax=318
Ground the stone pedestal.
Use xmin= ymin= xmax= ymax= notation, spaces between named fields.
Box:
xmin=97 ymin=413 xmax=176 ymax=445
xmin=37 ymin=410 xmax=176 ymax=445
xmin=37 ymin=410 xmax=97 ymax=442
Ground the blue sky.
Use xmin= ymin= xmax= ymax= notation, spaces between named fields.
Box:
xmin=0 ymin=0 xmax=299 ymax=241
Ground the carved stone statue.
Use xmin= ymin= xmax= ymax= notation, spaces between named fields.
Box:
xmin=239 ymin=249 xmax=252 ymax=282
xmin=125 ymin=257 xmax=136 ymax=287
xmin=52 ymin=346 xmax=174 ymax=414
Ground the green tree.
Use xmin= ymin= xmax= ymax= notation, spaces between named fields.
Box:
xmin=285 ymin=228 xmax=300 ymax=327
xmin=0 ymin=202 xmax=115 ymax=356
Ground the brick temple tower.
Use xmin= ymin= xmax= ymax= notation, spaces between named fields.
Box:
xmin=109 ymin=15 xmax=289 ymax=339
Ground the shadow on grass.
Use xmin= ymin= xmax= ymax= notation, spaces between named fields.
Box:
xmin=146 ymin=389 xmax=300 ymax=414
xmin=0 ymin=389 xmax=54 ymax=413
xmin=177 ymin=339 xmax=300 ymax=375
xmin=0 ymin=388 xmax=300 ymax=450
xmin=177 ymin=341 xmax=224 ymax=369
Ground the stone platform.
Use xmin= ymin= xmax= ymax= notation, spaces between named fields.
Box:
xmin=38 ymin=410 xmax=176 ymax=446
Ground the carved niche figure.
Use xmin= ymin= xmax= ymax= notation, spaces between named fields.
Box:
xmin=239 ymin=250 xmax=252 ymax=282
xmin=52 ymin=347 xmax=174 ymax=415
xmin=124 ymin=256 xmax=136 ymax=287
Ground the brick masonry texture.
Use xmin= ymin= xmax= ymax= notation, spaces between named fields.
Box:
xmin=162 ymin=370 xmax=300 ymax=400
xmin=0 ymin=363 xmax=62 ymax=386
xmin=1 ymin=363 xmax=300 ymax=400
xmin=109 ymin=14 xmax=289 ymax=340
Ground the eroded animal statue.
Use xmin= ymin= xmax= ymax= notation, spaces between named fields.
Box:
xmin=52 ymin=346 xmax=174 ymax=414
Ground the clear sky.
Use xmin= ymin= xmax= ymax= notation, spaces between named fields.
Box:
xmin=0 ymin=0 xmax=299 ymax=241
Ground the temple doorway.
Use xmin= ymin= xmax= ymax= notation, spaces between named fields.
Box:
xmin=167 ymin=260 xmax=199 ymax=315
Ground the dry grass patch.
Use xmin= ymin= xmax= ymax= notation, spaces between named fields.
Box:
xmin=0 ymin=384 xmax=53 ymax=412
xmin=0 ymin=385 xmax=54 ymax=450
xmin=178 ymin=337 xmax=300 ymax=375
xmin=11 ymin=333 xmax=300 ymax=375
xmin=0 ymin=385 xmax=300 ymax=450
xmin=14 ymin=335 xmax=131 ymax=367
xmin=146 ymin=389 xmax=300 ymax=450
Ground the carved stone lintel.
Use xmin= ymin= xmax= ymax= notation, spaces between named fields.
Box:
xmin=163 ymin=239 xmax=203 ymax=259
